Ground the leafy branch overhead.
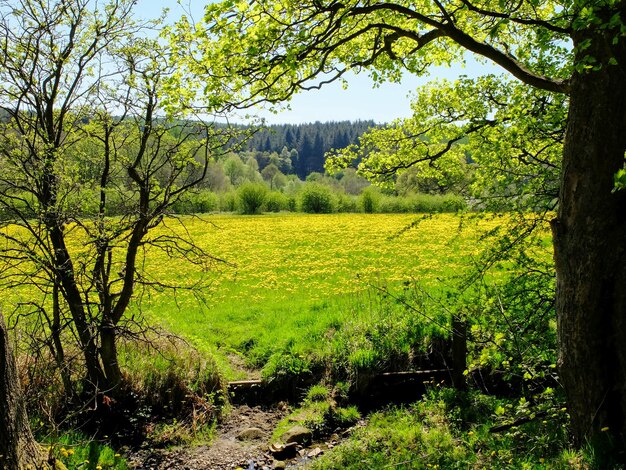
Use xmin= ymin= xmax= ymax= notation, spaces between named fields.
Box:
xmin=326 ymin=75 xmax=564 ymax=211
xmin=172 ymin=0 xmax=626 ymax=459
xmin=168 ymin=0 xmax=575 ymax=113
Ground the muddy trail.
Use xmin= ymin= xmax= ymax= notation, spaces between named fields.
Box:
xmin=127 ymin=402 xmax=358 ymax=470
xmin=129 ymin=404 xmax=283 ymax=469
xmin=126 ymin=353 xmax=361 ymax=470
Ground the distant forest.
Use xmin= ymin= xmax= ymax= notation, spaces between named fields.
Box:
xmin=237 ymin=120 xmax=377 ymax=179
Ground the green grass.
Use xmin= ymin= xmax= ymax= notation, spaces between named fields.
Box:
xmin=131 ymin=212 xmax=521 ymax=378
xmin=310 ymin=387 xmax=583 ymax=470
xmin=2 ymin=212 xmax=552 ymax=382
xmin=4 ymin=212 xmax=565 ymax=467
xmin=42 ymin=433 xmax=128 ymax=470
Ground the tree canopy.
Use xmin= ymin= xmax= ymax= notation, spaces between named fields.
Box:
xmin=171 ymin=0 xmax=626 ymax=461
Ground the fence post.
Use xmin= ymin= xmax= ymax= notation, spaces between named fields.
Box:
xmin=451 ymin=314 xmax=467 ymax=391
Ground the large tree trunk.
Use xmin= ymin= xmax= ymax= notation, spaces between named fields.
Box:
xmin=554 ymin=21 xmax=626 ymax=461
xmin=0 ymin=313 xmax=49 ymax=470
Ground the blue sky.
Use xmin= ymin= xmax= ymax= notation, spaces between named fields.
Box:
xmin=136 ymin=0 xmax=494 ymax=124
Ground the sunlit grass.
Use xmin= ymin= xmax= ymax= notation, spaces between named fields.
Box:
xmin=2 ymin=212 xmax=552 ymax=379
xmin=133 ymin=213 xmax=540 ymax=377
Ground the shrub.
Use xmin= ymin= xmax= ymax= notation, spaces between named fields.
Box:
xmin=336 ymin=193 xmax=358 ymax=213
xmin=171 ymin=190 xmax=219 ymax=214
xmin=359 ymin=187 xmax=380 ymax=213
xmin=408 ymin=192 xmax=467 ymax=213
xmin=219 ymin=191 xmax=237 ymax=212
xmin=441 ymin=193 xmax=467 ymax=211
xmin=264 ymin=191 xmax=289 ymax=212
xmin=299 ymin=183 xmax=336 ymax=213
xmin=237 ymin=182 xmax=268 ymax=214
xmin=287 ymin=195 xmax=297 ymax=212
xmin=378 ymin=195 xmax=411 ymax=213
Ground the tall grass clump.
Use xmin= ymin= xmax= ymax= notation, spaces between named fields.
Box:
xmin=120 ymin=337 xmax=226 ymax=420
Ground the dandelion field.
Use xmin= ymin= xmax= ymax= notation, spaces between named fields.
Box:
xmin=131 ymin=212 xmax=537 ymax=378
xmin=3 ymin=212 xmax=552 ymax=379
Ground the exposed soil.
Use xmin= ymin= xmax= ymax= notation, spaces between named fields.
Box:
xmin=128 ymin=404 xmax=288 ymax=470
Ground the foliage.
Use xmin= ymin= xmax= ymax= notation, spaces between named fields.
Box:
xmin=326 ymin=77 xmax=564 ymax=214
xmin=311 ymin=387 xmax=582 ymax=470
xmin=263 ymin=191 xmax=290 ymax=212
xmin=0 ymin=0 xmax=243 ymax=408
xmin=359 ymin=187 xmax=380 ymax=214
xmin=44 ymin=433 xmax=129 ymax=470
xmin=299 ymin=184 xmax=337 ymax=213
xmin=119 ymin=338 xmax=226 ymax=421
xmin=171 ymin=191 xmax=220 ymax=214
xmin=237 ymin=182 xmax=268 ymax=214
xmin=273 ymin=383 xmax=361 ymax=441
xmin=4 ymin=212 xmax=538 ymax=383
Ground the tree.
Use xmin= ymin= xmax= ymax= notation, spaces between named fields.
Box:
xmin=171 ymin=0 xmax=626 ymax=459
xmin=223 ymin=153 xmax=247 ymax=186
xmin=261 ymin=162 xmax=282 ymax=189
xmin=0 ymin=0 xmax=236 ymax=402
xmin=0 ymin=312 xmax=51 ymax=470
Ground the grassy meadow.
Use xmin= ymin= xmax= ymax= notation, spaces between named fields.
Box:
xmin=2 ymin=211 xmax=552 ymax=381
xmin=126 ymin=212 xmax=544 ymax=379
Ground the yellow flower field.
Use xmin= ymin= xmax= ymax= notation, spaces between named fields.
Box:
xmin=131 ymin=212 xmax=551 ymax=374
xmin=2 ymin=212 xmax=552 ymax=378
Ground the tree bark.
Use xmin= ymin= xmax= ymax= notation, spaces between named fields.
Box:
xmin=554 ymin=21 xmax=626 ymax=460
xmin=0 ymin=313 xmax=49 ymax=470
xmin=99 ymin=320 xmax=122 ymax=392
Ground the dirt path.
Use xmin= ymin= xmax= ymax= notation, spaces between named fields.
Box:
xmin=128 ymin=405 xmax=288 ymax=469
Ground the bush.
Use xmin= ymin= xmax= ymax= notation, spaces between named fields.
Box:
xmin=359 ymin=187 xmax=380 ymax=213
xmin=287 ymin=195 xmax=297 ymax=212
xmin=336 ymin=193 xmax=358 ymax=213
xmin=219 ymin=191 xmax=237 ymax=212
xmin=237 ymin=182 xmax=268 ymax=214
xmin=408 ymin=193 xmax=467 ymax=213
xmin=299 ymin=184 xmax=336 ymax=213
xmin=378 ymin=195 xmax=411 ymax=213
xmin=264 ymin=191 xmax=289 ymax=212
xmin=171 ymin=190 xmax=219 ymax=214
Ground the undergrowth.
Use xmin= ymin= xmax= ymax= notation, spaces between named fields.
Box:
xmin=42 ymin=433 xmax=129 ymax=470
xmin=311 ymin=387 xmax=585 ymax=470
xmin=23 ymin=336 xmax=226 ymax=466
xmin=273 ymin=384 xmax=361 ymax=442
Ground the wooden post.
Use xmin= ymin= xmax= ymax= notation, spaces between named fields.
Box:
xmin=451 ymin=314 xmax=467 ymax=391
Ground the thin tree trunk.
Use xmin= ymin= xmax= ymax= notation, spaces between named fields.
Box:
xmin=49 ymin=224 xmax=107 ymax=393
xmin=99 ymin=320 xmax=122 ymax=392
xmin=553 ymin=24 xmax=626 ymax=460
xmin=51 ymin=283 xmax=73 ymax=399
xmin=0 ymin=313 xmax=49 ymax=470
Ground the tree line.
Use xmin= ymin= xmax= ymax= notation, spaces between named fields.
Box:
xmin=237 ymin=120 xmax=376 ymax=178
